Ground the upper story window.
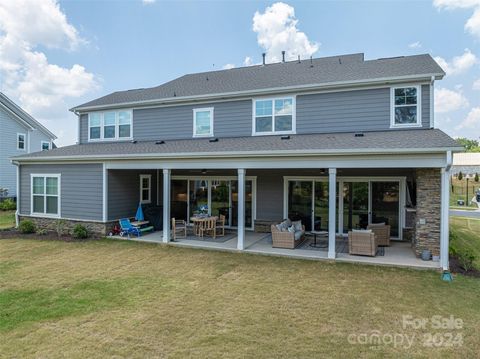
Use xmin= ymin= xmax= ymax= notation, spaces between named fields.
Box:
xmin=193 ymin=108 xmax=214 ymax=137
xmin=88 ymin=110 xmax=132 ymax=141
xmin=391 ymin=86 xmax=421 ymax=127
xmin=31 ymin=174 xmax=60 ymax=217
xmin=17 ymin=133 xmax=26 ymax=150
xmin=41 ymin=141 xmax=51 ymax=151
xmin=253 ymin=97 xmax=295 ymax=135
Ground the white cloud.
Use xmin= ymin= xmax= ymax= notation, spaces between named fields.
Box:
xmin=433 ymin=0 xmax=480 ymax=38
xmin=142 ymin=0 xmax=156 ymax=4
xmin=252 ymin=2 xmax=319 ymax=63
xmin=408 ymin=41 xmax=422 ymax=49
xmin=434 ymin=49 xmax=478 ymax=75
xmin=456 ymin=107 xmax=480 ymax=129
xmin=244 ymin=56 xmax=254 ymax=66
xmin=473 ymin=78 xmax=480 ymax=89
xmin=222 ymin=63 xmax=235 ymax=70
xmin=435 ymin=87 xmax=469 ymax=113
xmin=0 ymin=0 xmax=97 ymax=145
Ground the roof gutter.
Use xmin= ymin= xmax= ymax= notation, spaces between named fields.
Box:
xmin=13 ymin=146 xmax=464 ymax=163
xmin=71 ymin=73 xmax=445 ymax=112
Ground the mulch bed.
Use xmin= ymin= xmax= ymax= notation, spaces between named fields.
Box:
xmin=449 ymin=255 xmax=480 ymax=278
xmin=0 ymin=228 xmax=99 ymax=242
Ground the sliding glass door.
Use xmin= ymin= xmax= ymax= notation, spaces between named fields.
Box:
xmin=171 ymin=178 xmax=254 ymax=229
xmin=371 ymin=181 xmax=400 ymax=237
xmin=342 ymin=182 xmax=369 ymax=232
xmin=287 ymin=180 xmax=329 ymax=232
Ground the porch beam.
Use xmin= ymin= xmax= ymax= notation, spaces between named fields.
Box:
xmin=162 ymin=169 xmax=171 ymax=243
xmin=237 ymin=168 xmax=246 ymax=250
xmin=328 ymin=168 xmax=337 ymax=259
xmin=440 ymin=167 xmax=450 ymax=270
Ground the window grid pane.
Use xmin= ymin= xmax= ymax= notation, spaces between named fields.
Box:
xmin=119 ymin=125 xmax=130 ymax=138
xmin=255 ymin=116 xmax=273 ymax=132
xmin=46 ymin=177 xmax=58 ymax=195
xmin=33 ymin=195 xmax=44 ymax=213
xmin=195 ymin=111 xmax=211 ymax=135
xmin=33 ymin=177 xmax=44 ymax=194
xmin=46 ymin=196 xmax=58 ymax=214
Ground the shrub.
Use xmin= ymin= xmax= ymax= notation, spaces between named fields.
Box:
xmin=0 ymin=198 xmax=16 ymax=211
xmin=19 ymin=220 xmax=35 ymax=234
xmin=475 ymin=173 xmax=479 ymax=182
xmin=458 ymin=171 xmax=463 ymax=180
xmin=37 ymin=228 xmax=48 ymax=236
xmin=72 ymin=224 xmax=88 ymax=239
xmin=55 ymin=219 xmax=67 ymax=238
xmin=457 ymin=247 xmax=477 ymax=271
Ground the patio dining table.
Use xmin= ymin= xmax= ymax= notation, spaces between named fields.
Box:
xmin=190 ymin=216 xmax=218 ymax=237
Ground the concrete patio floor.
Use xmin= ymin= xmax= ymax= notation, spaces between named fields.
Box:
xmin=117 ymin=231 xmax=439 ymax=270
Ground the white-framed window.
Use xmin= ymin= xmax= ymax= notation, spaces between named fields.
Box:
xmin=31 ymin=174 xmax=60 ymax=217
xmin=17 ymin=133 xmax=26 ymax=150
xmin=193 ymin=108 xmax=214 ymax=137
xmin=88 ymin=110 xmax=132 ymax=141
xmin=139 ymin=174 xmax=152 ymax=204
xmin=41 ymin=141 xmax=51 ymax=151
xmin=253 ymin=97 xmax=295 ymax=135
xmin=390 ymin=86 xmax=422 ymax=127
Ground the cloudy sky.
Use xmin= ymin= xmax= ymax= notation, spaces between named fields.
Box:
xmin=0 ymin=0 xmax=479 ymax=146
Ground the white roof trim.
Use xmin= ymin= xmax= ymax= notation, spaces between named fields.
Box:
xmin=13 ymin=146 xmax=462 ymax=163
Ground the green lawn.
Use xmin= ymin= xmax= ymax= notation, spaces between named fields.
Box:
xmin=1 ymin=238 xmax=479 ymax=358
xmin=0 ymin=210 xmax=15 ymax=229
xmin=450 ymin=217 xmax=480 ymax=270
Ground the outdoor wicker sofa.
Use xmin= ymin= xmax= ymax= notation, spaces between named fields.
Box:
xmin=271 ymin=219 xmax=305 ymax=249
xmin=366 ymin=223 xmax=391 ymax=246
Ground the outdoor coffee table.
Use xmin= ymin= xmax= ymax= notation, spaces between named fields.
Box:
xmin=309 ymin=230 xmax=328 ymax=248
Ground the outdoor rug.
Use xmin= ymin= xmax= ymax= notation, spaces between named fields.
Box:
xmin=176 ymin=231 xmax=236 ymax=244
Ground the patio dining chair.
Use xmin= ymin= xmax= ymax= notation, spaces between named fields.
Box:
xmin=171 ymin=218 xmax=187 ymax=241
xmin=216 ymin=214 xmax=226 ymax=237
xmin=199 ymin=218 xmax=216 ymax=239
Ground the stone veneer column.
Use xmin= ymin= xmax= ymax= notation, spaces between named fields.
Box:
xmin=414 ymin=168 xmax=441 ymax=257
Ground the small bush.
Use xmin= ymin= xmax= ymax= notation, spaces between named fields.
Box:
xmin=72 ymin=224 xmax=88 ymax=239
xmin=55 ymin=219 xmax=67 ymax=238
xmin=0 ymin=199 xmax=16 ymax=211
xmin=37 ymin=228 xmax=48 ymax=236
xmin=19 ymin=220 xmax=35 ymax=234
xmin=457 ymin=247 xmax=477 ymax=271
xmin=475 ymin=173 xmax=479 ymax=182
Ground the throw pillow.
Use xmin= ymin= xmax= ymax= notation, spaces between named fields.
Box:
xmin=292 ymin=220 xmax=302 ymax=232
xmin=287 ymin=225 xmax=295 ymax=233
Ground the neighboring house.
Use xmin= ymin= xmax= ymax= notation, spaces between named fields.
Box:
xmin=452 ymin=153 xmax=480 ymax=178
xmin=0 ymin=92 xmax=56 ymax=198
xmin=13 ymin=53 xmax=463 ymax=270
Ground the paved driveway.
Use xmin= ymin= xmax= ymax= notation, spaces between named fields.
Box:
xmin=450 ymin=209 xmax=480 ymax=219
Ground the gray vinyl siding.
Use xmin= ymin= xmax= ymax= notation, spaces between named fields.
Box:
xmin=108 ymin=169 xmax=159 ymax=221
xmin=0 ymin=107 xmax=53 ymax=197
xmin=78 ymin=84 xmax=432 ymax=143
xmin=19 ymin=163 xmax=103 ymax=221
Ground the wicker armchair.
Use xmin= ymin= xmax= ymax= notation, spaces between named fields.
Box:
xmin=367 ymin=223 xmax=391 ymax=246
xmin=348 ymin=230 xmax=377 ymax=256
xmin=271 ymin=223 xmax=305 ymax=249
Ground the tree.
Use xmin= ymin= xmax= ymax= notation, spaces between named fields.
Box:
xmin=475 ymin=173 xmax=479 ymax=182
xmin=458 ymin=171 xmax=463 ymax=181
xmin=456 ymin=137 xmax=480 ymax=152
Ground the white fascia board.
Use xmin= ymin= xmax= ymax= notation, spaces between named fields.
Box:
xmin=13 ymin=146 xmax=463 ymax=163
xmin=71 ymin=74 xmax=444 ymax=112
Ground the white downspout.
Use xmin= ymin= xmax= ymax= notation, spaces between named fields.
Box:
xmin=430 ymin=76 xmax=435 ymax=129
xmin=440 ymin=151 xmax=452 ymax=271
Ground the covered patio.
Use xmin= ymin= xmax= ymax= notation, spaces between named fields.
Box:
xmin=120 ymin=229 xmax=439 ymax=269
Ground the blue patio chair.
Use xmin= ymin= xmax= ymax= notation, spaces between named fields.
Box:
xmin=119 ymin=218 xmax=141 ymax=238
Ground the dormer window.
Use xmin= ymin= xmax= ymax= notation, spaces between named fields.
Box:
xmin=193 ymin=108 xmax=214 ymax=137
xmin=390 ymin=86 xmax=421 ymax=127
xmin=88 ymin=110 xmax=132 ymax=141
xmin=253 ymin=97 xmax=295 ymax=135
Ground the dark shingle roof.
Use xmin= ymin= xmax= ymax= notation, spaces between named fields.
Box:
xmin=13 ymin=129 xmax=461 ymax=162
xmin=73 ymin=53 xmax=445 ymax=110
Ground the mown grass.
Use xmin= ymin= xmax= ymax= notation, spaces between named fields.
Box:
xmin=450 ymin=217 xmax=480 ymax=270
xmin=0 ymin=238 xmax=479 ymax=358
xmin=0 ymin=210 xmax=15 ymax=229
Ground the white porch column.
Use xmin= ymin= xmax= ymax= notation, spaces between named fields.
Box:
xmin=237 ymin=168 xmax=246 ymax=250
xmin=440 ymin=167 xmax=450 ymax=270
xmin=328 ymin=168 xmax=337 ymax=259
xmin=162 ymin=169 xmax=171 ymax=243
xmin=102 ymin=163 xmax=108 ymax=222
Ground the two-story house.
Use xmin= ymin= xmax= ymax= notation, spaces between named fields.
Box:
xmin=13 ymin=53 xmax=462 ymax=270
xmin=1 ymin=92 xmax=56 ymax=198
